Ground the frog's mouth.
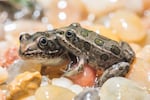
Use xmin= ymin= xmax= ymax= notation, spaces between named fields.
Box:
xmin=19 ymin=48 xmax=67 ymax=66
xmin=19 ymin=48 xmax=64 ymax=60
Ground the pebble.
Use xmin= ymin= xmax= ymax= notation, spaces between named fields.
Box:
xmin=129 ymin=43 xmax=142 ymax=54
xmin=22 ymin=96 xmax=35 ymax=100
xmin=109 ymin=10 xmax=146 ymax=43
xmin=74 ymin=88 xmax=100 ymax=100
xmin=35 ymin=85 xmax=76 ymax=100
xmin=7 ymin=71 xmax=41 ymax=100
xmin=143 ymin=0 xmax=150 ymax=10
xmin=0 ymin=67 xmax=8 ymax=84
xmin=44 ymin=0 xmax=88 ymax=27
xmin=40 ymin=76 xmax=51 ymax=87
xmin=51 ymin=77 xmax=83 ymax=94
xmin=127 ymin=58 xmax=150 ymax=92
xmin=100 ymin=77 xmax=150 ymax=100
xmin=51 ymin=77 xmax=73 ymax=89
xmin=69 ymin=84 xmax=83 ymax=94
xmin=137 ymin=45 xmax=150 ymax=62
xmin=7 ymin=59 xmax=41 ymax=83
xmin=0 ymin=24 xmax=5 ymax=40
xmin=82 ymin=0 xmax=123 ymax=16
xmin=0 ymin=89 xmax=6 ymax=100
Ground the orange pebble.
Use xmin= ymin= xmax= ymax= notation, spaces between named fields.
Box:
xmin=0 ymin=90 xmax=6 ymax=100
xmin=109 ymin=10 xmax=146 ymax=43
xmin=45 ymin=0 xmax=88 ymax=27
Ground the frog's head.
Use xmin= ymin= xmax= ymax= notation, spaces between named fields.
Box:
xmin=19 ymin=31 xmax=65 ymax=62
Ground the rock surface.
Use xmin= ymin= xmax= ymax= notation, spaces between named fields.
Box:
xmin=100 ymin=77 xmax=150 ymax=100
xmin=7 ymin=71 xmax=41 ymax=100
xmin=35 ymin=85 xmax=76 ymax=100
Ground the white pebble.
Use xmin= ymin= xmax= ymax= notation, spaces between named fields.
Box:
xmin=69 ymin=84 xmax=83 ymax=94
xmin=0 ymin=67 xmax=8 ymax=84
xmin=40 ymin=76 xmax=51 ymax=86
xmin=52 ymin=77 xmax=73 ymax=89
xmin=100 ymin=77 xmax=150 ymax=100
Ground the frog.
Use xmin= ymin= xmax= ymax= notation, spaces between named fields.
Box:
xmin=19 ymin=23 xmax=135 ymax=87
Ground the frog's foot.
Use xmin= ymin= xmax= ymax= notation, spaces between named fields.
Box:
xmin=95 ymin=62 xmax=130 ymax=87
xmin=63 ymin=58 xmax=84 ymax=77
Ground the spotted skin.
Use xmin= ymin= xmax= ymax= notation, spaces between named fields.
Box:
xmin=19 ymin=23 xmax=135 ymax=87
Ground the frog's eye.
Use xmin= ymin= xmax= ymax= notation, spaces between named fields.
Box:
xmin=66 ymin=30 xmax=75 ymax=38
xmin=19 ymin=33 xmax=31 ymax=42
xmin=39 ymin=37 xmax=48 ymax=46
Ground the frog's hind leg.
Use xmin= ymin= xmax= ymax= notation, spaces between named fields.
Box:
xmin=120 ymin=41 xmax=135 ymax=63
xmin=95 ymin=62 xmax=130 ymax=87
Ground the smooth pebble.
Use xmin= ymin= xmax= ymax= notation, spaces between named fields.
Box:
xmin=100 ymin=77 xmax=150 ymax=100
xmin=69 ymin=84 xmax=83 ymax=94
xmin=35 ymin=85 xmax=75 ymax=100
xmin=0 ymin=67 xmax=8 ymax=84
xmin=109 ymin=10 xmax=146 ymax=43
xmin=127 ymin=58 xmax=150 ymax=92
xmin=51 ymin=77 xmax=73 ymax=88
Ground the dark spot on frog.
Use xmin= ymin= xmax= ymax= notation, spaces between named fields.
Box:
xmin=94 ymin=38 xmax=104 ymax=46
xmin=110 ymin=45 xmax=120 ymax=55
xmin=84 ymin=42 xmax=91 ymax=51
xmin=81 ymin=30 xmax=89 ymax=37
xmin=100 ymin=54 xmax=109 ymax=61
xmin=73 ymin=37 xmax=80 ymax=44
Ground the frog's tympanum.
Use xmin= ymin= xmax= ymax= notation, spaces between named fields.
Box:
xmin=19 ymin=23 xmax=135 ymax=87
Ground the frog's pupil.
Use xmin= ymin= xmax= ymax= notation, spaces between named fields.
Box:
xmin=40 ymin=38 xmax=47 ymax=45
xmin=66 ymin=31 xmax=72 ymax=37
xmin=100 ymin=54 xmax=109 ymax=61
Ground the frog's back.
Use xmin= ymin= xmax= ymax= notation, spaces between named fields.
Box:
xmin=65 ymin=24 xmax=125 ymax=69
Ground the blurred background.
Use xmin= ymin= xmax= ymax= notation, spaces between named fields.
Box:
xmin=0 ymin=0 xmax=150 ymax=46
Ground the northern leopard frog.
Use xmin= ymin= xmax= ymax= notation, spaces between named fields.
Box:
xmin=19 ymin=23 xmax=135 ymax=86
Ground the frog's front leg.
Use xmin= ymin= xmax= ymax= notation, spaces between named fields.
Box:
xmin=63 ymin=57 xmax=85 ymax=77
xmin=65 ymin=52 xmax=78 ymax=71
xmin=95 ymin=62 xmax=130 ymax=87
